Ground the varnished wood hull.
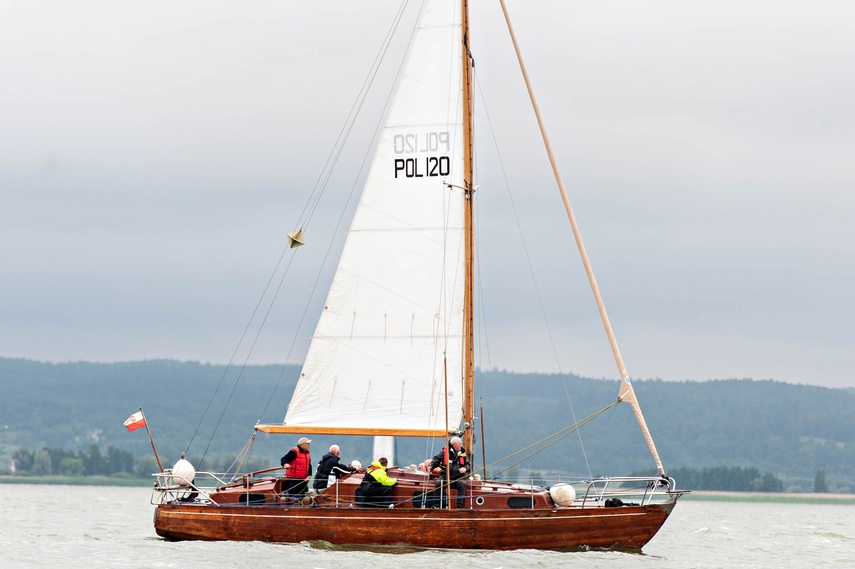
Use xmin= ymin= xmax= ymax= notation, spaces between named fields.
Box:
xmin=154 ymin=501 xmax=674 ymax=550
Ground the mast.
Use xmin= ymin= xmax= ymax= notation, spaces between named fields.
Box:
xmin=461 ymin=0 xmax=476 ymax=455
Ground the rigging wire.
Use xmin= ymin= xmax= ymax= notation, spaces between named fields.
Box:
xmin=258 ymin=0 xmax=423 ymax=422
xmin=482 ymin=401 xmax=619 ymax=480
xmin=472 ymin=69 xmax=594 ymax=480
xmin=196 ymin=245 xmax=305 ymax=466
xmin=426 ymin=0 xmax=474 ymax=461
xmin=183 ymin=243 xmax=299 ymax=460
xmin=295 ymin=0 xmax=413 ymax=234
xmin=185 ymin=0 xmax=416 ymax=464
xmin=469 ymin=70 xmax=499 ymax=472
xmin=222 ymin=434 xmax=257 ymax=481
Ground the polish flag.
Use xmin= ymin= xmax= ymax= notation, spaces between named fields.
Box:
xmin=124 ymin=411 xmax=147 ymax=432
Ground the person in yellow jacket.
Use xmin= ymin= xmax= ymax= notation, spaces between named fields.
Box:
xmin=358 ymin=457 xmax=397 ymax=507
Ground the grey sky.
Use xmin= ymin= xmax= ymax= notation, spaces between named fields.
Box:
xmin=1 ymin=1 xmax=853 ymax=389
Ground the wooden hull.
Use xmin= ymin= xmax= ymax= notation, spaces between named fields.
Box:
xmin=154 ymin=501 xmax=674 ymax=550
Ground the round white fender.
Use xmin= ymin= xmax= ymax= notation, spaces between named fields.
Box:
xmin=171 ymin=458 xmax=196 ymax=487
xmin=549 ymin=483 xmax=577 ymax=506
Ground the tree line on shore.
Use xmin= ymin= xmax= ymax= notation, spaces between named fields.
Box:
xmin=3 ymin=444 xmax=276 ymax=479
xmin=631 ymin=465 xmax=788 ymax=492
xmin=6 ymin=443 xmax=834 ymax=494
xmin=2 ymin=358 xmax=853 ymax=493
xmin=9 ymin=445 xmax=137 ymax=478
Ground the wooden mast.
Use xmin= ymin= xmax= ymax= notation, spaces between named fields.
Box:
xmin=461 ymin=0 xmax=476 ymax=454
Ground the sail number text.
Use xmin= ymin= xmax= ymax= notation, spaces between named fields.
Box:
xmin=394 ymin=156 xmax=450 ymax=178
xmin=392 ymin=131 xmax=452 ymax=179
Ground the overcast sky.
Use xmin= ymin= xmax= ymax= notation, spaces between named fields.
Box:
xmin=1 ymin=1 xmax=853 ymax=389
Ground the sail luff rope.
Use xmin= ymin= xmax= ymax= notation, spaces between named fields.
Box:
xmin=497 ymin=0 xmax=665 ymax=475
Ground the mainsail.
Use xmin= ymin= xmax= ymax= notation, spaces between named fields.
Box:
xmin=258 ymin=0 xmax=467 ymax=437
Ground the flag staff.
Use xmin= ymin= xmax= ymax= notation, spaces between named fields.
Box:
xmin=140 ymin=407 xmax=164 ymax=472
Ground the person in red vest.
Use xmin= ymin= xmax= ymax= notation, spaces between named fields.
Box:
xmin=280 ymin=437 xmax=312 ymax=496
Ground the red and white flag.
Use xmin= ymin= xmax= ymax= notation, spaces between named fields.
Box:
xmin=124 ymin=411 xmax=146 ymax=432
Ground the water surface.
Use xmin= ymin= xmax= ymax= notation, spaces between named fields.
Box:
xmin=1 ymin=484 xmax=853 ymax=568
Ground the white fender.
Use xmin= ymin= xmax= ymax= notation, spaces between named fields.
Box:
xmin=549 ymin=483 xmax=577 ymax=506
xmin=171 ymin=458 xmax=196 ymax=487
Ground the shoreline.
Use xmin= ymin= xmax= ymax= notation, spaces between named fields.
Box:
xmin=0 ymin=475 xmax=150 ymax=487
xmin=685 ymin=490 xmax=855 ymax=505
xmin=2 ymin=476 xmax=854 ymax=503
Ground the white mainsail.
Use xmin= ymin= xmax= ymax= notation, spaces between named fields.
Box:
xmin=278 ymin=0 xmax=467 ymax=436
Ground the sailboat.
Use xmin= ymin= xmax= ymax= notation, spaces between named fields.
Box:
xmin=152 ymin=0 xmax=687 ymax=550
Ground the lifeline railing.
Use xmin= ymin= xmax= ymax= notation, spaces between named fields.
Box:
xmin=150 ymin=467 xmax=284 ymax=506
xmin=151 ymin=469 xmax=685 ymax=509
xmin=491 ymin=474 xmax=684 ymax=508
xmin=573 ymin=475 xmax=682 ymax=507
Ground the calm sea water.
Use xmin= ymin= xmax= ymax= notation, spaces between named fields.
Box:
xmin=1 ymin=484 xmax=853 ymax=568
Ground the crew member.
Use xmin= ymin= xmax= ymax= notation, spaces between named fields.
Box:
xmin=358 ymin=457 xmax=397 ymax=507
xmin=280 ymin=437 xmax=312 ymax=496
xmin=428 ymin=436 xmax=471 ymax=508
xmin=313 ymin=444 xmax=359 ymax=491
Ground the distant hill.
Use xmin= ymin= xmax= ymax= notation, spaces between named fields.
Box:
xmin=1 ymin=357 xmax=853 ymax=492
